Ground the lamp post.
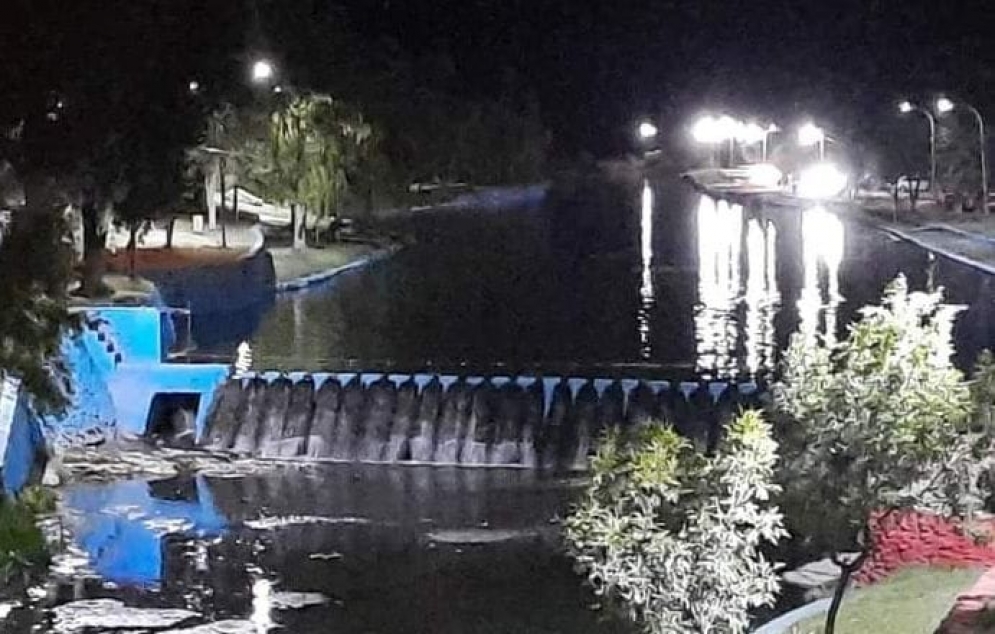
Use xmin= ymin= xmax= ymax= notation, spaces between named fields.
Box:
xmin=937 ymin=96 xmax=988 ymax=213
xmin=762 ymin=124 xmax=779 ymax=163
xmin=898 ymin=101 xmax=937 ymax=195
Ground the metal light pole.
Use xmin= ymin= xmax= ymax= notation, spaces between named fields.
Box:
xmin=898 ymin=101 xmax=937 ymax=195
xmin=938 ymin=97 xmax=988 ymax=213
xmin=971 ymin=104 xmax=988 ymax=213
xmin=762 ymin=124 xmax=779 ymax=163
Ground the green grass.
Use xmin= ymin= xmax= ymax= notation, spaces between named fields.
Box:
xmin=790 ymin=567 xmax=982 ymax=634
xmin=0 ymin=490 xmax=52 ymax=583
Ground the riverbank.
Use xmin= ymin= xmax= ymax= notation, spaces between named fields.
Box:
xmin=270 ymin=242 xmax=399 ymax=291
xmin=683 ymin=169 xmax=995 ymax=276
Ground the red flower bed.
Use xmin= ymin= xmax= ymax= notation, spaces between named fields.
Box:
xmin=855 ymin=511 xmax=995 ymax=585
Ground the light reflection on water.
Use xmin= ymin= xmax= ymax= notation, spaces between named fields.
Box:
xmin=798 ymin=206 xmax=845 ymax=347
xmin=695 ymin=196 xmax=744 ymax=377
xmin=9 ymin=467 xmax=630 ymax=634
xmin=202 ymin=181 xmax=995 ymax=379
xmin=637 ymin=181 xmax=655 ymax=360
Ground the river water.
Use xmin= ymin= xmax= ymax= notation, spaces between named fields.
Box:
xmin=234 ymin=176 xmax=994 ymax=374
xmin=8 ymin=177 xmax=995 ymax=632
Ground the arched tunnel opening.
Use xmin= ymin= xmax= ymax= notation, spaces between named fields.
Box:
xmin=145 ymin=393 xmax=200 ymax=449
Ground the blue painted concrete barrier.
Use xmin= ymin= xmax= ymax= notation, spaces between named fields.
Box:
xmin=0 ymin=377 xmax=46 ymax=495
xmin=45 ymin=307 xmax=231 ymax=447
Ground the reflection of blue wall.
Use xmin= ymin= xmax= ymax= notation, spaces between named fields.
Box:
xmin=63 ymin=477 xmax=227 ymax=586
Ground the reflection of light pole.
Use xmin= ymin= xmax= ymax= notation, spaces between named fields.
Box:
xmin=898 ymin=101 xmax=937 ymax=194
xmin=798 ymin=122 xmax=826 ymax=160
xmin=937 ymin=96 xmax=988 ymax=213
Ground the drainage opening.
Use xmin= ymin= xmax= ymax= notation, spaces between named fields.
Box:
xmin=146 ymin=393 xmax=200 ymax=449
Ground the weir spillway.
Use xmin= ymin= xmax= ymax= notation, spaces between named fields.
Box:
xmin=201 ymin=373 xmax=766 ymax=470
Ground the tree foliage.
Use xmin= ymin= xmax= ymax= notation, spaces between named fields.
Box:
xmin=565 ymin=411 xmax=785 ymax=634
xmin=0 ymin=211 xmax=77 ymax=416
xmin=773 ymin=275 xmax=976 ymax=633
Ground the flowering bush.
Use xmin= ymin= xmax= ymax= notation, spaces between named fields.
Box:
xmin=565 ymin=410 xmax=785 ymax=634
xmin=774 ymin=275 xmax=975 ymax=633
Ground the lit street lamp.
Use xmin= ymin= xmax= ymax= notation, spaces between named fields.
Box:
xmin=251 ymin=59 xmax=276 ymax=84
xmin=798 ymin=122 xmax=826 ymax=160
xmin=692 ymin=115 xmax=741 ymax=166
xmin=898 ymin=100 xmax=937 ymax=194
xmin=735 ymin=123 xmax=779 ymax=163
xmin=936 ymin=96 xmax=988 ymax=213
xmin=188 ymin=80 xmax=201 ymax=94
xmin=637 ymin=120 xmax=659 ymax=141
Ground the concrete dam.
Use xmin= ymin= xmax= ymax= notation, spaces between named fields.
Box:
xmin=201 ymin=373 xmax=765 ymax=470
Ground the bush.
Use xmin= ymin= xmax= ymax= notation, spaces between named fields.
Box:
xmin=773 ymin=275 xmax=977 ymax=633
xmin=565 ymin=411 xmax=786 ymax=634
xmin=0 ymin=493 xmax=50 ymax=583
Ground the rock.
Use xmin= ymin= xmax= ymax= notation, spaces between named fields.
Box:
xmin=51 ymin=598 xmax=199 ymax=632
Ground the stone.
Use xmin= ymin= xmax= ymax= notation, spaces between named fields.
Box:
xmin=51 ymin=598 xmax=199 ymax=632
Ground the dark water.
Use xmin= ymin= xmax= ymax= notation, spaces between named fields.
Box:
xmin=15 ymin=178 xmax=995 ymax=632
xmin=211 ymin=177 xmax=995 ymax=376
xmin=5 ymin=467 xmax=632 ymax=634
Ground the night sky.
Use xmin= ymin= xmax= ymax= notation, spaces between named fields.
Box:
xmin=2 ymin=0 xmax=994 ymax=157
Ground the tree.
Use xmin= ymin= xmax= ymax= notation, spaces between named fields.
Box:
xmin=773 ymin=275 xmax=975 ymax=634
xmin=565 ymin=411 xmax=785 ymax=634
xmin=0 ymin=210 xmax=77 ymax=416
xmin=246 ymin=94 xmax=372 ymax=249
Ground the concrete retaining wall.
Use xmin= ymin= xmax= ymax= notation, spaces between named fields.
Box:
xmin=43 ymin=307 xmax=230 ymax=448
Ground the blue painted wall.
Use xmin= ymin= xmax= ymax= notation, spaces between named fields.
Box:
xmin=46 ymin=307 xmax=231 ymax=445
xmin=1 ymin=392 xmax=45 ymax=495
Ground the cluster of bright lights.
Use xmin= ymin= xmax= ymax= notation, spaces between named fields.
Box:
xmin=797 ymin=122 xmax=825 ymax=147
xmin=797 ymin=162 xmax=849 ymax=199
xmin=691 ymin=116 xmax=776 ymax=145
xmin=745 ymin=163 xmax=783 ymax=188
xmin=638 ymin=121 xmax=659 ymax=140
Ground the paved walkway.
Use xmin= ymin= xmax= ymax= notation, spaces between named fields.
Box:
xmin=938 ymin=567 xmax=995 ymax=633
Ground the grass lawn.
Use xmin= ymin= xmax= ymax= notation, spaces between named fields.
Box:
xmin=270 ymin=243 xmax=378 ymax=283
xmin=789 ymin=566 xmax=982 ymax=634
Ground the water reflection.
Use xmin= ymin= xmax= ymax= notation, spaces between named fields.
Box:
xmin=744 ymin=219 xmax=780 ymax=376
xmin=251 ymin=576 xmax=276 ymax=632
xmin=695 ymin=197 xmax=743 ymax=377
xmin=798 ymin=206 xmax=845 ymax=346
xmin=48 ymin=467 xmax=622 ymax=634
xmin=638 ymin=181 xmax=655 ymax=359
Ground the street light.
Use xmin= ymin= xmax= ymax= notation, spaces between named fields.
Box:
xmin=935 ymin=95 xmax=987 ymax=212
xmin=251 ymin=59 xmax=275 ymax=84
xmin=188 ymin=80 xmax=201 ymax=94
xmin=734 ymin=122 xmax=779 ymax=162
xmin=897 ymin=100 xmax=937 ymax=194
xmin=798 ymin=122 xmax=826 ymax=160
xmin=637 ymin=121 xmax=659 ymax=141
